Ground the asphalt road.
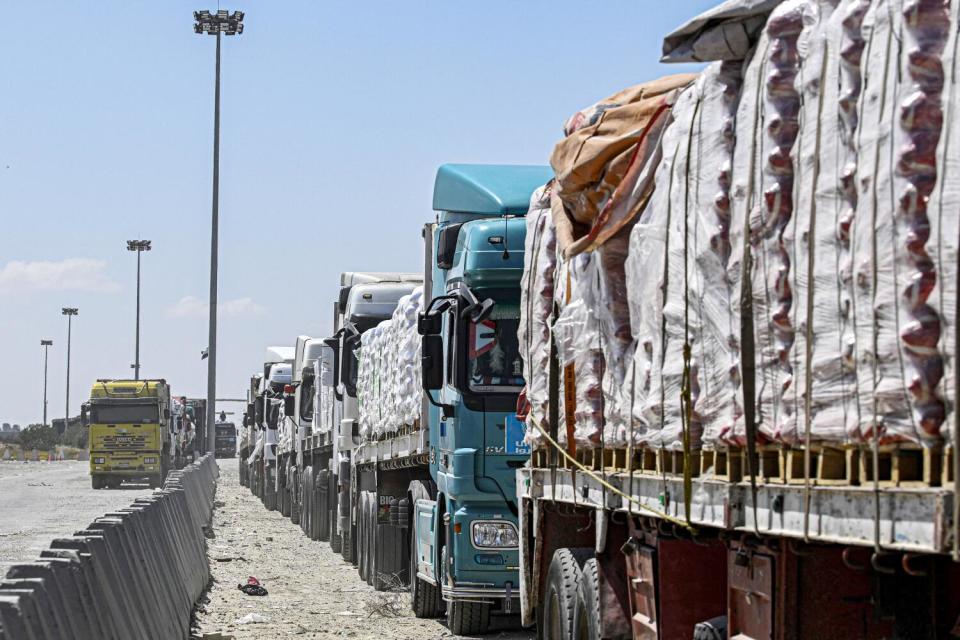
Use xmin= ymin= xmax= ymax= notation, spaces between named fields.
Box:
xmin=0 ymin=459 xmax=153 ymax=573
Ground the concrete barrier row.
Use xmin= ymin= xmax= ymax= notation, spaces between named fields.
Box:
xmin=0 ymin=454 xmax=219 ymax=640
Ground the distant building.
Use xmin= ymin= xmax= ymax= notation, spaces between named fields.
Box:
xmin=1 ymin=424 xmax=9 ymax=432
xmin=12 ymin=424 xmax=20 ymax=431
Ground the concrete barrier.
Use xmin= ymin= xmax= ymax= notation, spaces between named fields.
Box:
xmin=0 ymin=454 xmax=219 ymax=640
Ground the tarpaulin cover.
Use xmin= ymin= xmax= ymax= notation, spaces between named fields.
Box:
xmin=550 ymin=74 xmax=696 ymax=258
xmin=661 ymin=0 xmax=784 ymax=62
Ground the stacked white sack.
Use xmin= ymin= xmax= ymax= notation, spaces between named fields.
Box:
xmin=395 ymin=287 xmax=424 ymax=427
xmin=932 ymin=0 xmax=960 ymax=446
xmin=626 ymin=62 xmax=745 ymax=451
xmin=848 ymin=0 xmax=952 ymax=446
xmin=357 ymin=327 xmax=376 ymax=440
xmin=518 ymin=186 xmax=556 ymax=447
xmin=313 ymin=358 xmax=336 ymax=434
xmin=553 ymin=249 xmax=604 ymax=447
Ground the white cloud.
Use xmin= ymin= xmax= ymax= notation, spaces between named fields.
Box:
xmin=166 ymin=296 xmax=266 ymax=319
xmin=0 ymin=258 xmax=120 ymax=293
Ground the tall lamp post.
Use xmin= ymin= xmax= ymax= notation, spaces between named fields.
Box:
xmin=61 ymin=307 xmax=78 ymax=433
xmin=126 ymin=239 xmax=152 ymax=380
xmin=194 ymin=9 xmax=244 ymax=454
xmin=41 ymin=340 xmax=53 ymax=427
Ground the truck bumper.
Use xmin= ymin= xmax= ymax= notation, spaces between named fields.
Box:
xmin=90 ymin=451 xmax=161 ymax=475
xmin=440 ymin=582 xmax=519 ymax=610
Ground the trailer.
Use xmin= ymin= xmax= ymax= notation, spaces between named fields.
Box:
xmin=514 ymin=2 xmax=960 ymax=638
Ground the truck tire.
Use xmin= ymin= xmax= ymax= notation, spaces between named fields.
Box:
xmin=358 ymin=493 xmax=369 ymax=582
xmin=301 ymin=467 xmax=311 ymax=536
xmin=316 ymin=470 xmax=330 ymax=542
xmin=364 ymin=494 xmax=376 ymax=586
xmin=409 ymin=480 xmax=442 ymax=618
xmin=91 ymin=475 xmax=103 ymax=490
xmin=410 ymin=520 xmax=442 ymax=618
xmin=264 ymin=467 xmax=277 ymax=511
xmin=373 ymin=522 xmax=406 ymax=591
xmin=148 ymin=474 xmax=163 ymax=489
xmin=329 ymin=514 xmax=342 ymax=553
xmin=538 ymin=548 xmax=592 ymax=640
xmin=279 ymin=465 xmax=291 ymax=518
xmin=573 ymin=558 xmax=601 ymax=640
xmin=290 ymin=466 xmax=301 ymax=525
xmin=446 ymin=600 xmax=491 ymax=636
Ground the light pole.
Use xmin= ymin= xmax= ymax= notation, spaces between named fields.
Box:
xmin=126 ymin=239 xmax=152 ymax=380
xmin=41 ymin=340 xmax=52 ymax=427
xmin=61 ymin=308 xmax=78 ymax=433
xmin=194 ymin=9 xmax=244 ymax=454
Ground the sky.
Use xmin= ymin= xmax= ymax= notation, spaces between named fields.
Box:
xmin=0 ymin=0 xmax=716 ymax=427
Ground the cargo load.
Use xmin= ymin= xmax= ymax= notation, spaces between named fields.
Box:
xmin=521 ymin=0 xmax=960 ymax=454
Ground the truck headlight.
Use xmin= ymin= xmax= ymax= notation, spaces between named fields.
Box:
xmin=471 ymin=521 xmax=519 ymax=549
xmin=93 ymin=457 xmax=105 ymax=464
xmin=144 ymin=457 xmax=157 ymax=464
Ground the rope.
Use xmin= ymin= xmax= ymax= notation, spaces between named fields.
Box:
xmin=529 ymin=419 xmax=696 ymax=532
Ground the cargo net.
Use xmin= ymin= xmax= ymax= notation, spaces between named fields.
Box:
xmin=518 ymin=0 xmax=959 ymax=459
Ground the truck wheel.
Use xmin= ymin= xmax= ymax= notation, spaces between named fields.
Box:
xmin=357 ymin=493 xmax=369 ymax=582
xmin=447 ymin=600 xmax=490 ymax=636
xmin=364 ymin=494 xmax=376 ymax=586
xmin=279 ymin=469 xmax=291 ymax=518
xmin=302 ymin=467 xmax=313 ymax=537
xmin=538 ymin=548 xmax=592 ymax=640
xmin=316 ymin=470 xmax=330 ymax=542
xmin=410 ymin=518 xmax=442 ymax=618
xmin=91 ymin=475 xmax=103 ymax=490
xmin=573 ymin=558 xmax=601 ymax=640
xmin=290 ymin=467 xmax=301 ymax=525
xmin=264 ymin=467 xmax=277 ymax=511
xmin=329 ymin=514 xmax=342 ymax=553
xmin=148 ymin=474 xmax=163 ymax=489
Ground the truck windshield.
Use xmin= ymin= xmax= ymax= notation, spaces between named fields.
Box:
xmin=90 ymin=402 xmax=159 ymax=424
xmin=467 ymin=304 xmax=523 ymax=393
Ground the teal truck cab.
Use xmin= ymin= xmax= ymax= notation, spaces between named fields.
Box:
xmin=352 ymin=164 xmax=550 ymax=635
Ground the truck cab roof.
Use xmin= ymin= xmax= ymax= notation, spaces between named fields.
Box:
xmin=432 ymin=164 xmax=553 ymax=219
xmin=345 ymin=280 xmax=422 ymax=331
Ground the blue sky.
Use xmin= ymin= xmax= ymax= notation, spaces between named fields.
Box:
xmin=0 ymin=1 xmax=714 ymax=426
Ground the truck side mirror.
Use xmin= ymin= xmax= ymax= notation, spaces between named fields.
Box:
xmin=255 ymin=397 xmax=265 ymax=425
xmin=418 ymin=311 xmax=443 ymax=336
xmin=80 ymin=404 xmax=89 ymax=427
xmin=284 ymin=394 xmax=295 ymax=417
xmin=422 ymin=335 xmax=444 ymax=390
xmin=164 ymin=409 xmax=171 ymax=420
xmin=464 ymin=298 xmax=495 ymax=324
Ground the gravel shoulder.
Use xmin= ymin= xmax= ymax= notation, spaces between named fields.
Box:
xmin=0 ymin=459 xmax=153 ymax=573
xmin=193 ymin=461 xmax=534 ymax=640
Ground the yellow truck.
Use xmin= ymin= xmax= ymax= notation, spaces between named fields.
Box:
xmin=84 ymin=379 xmax=172 ymax=489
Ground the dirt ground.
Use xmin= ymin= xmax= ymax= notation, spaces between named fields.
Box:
xmin=192 ymin=460 xmax=534 ymax=640
xmin=0 ymin=459 xmax=153 ymax=574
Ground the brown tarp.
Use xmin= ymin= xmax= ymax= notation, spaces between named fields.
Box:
xmin=550 ymin=73 xmax=696 ymax=257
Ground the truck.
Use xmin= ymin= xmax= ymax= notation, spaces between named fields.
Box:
xmin=513 ymin=2 xmax=960 ymax=638
xmin=214 ymin=420 xmax=237 ymax=458
xmin=85 ymin=378 xmax=172 ymax=489
xmin=247 ymin=348 xmax=293 ymax=510
xmin=347 ymin=164 xmax=550 ymax=635
xmin=292 ymin=273 xmax=421 ymax=558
